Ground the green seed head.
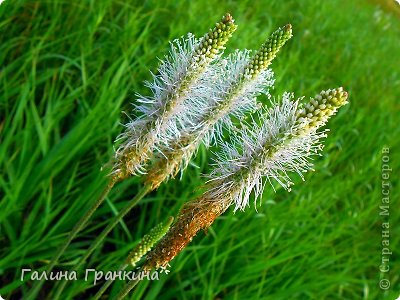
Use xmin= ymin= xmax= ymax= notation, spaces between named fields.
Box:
xmin=244 ymin=24 xmax=292 ymax=78
xmin=296 ymin=87 xmax=349 ymax=132
xmin=127 ymin=216 xmax=174 ymax=267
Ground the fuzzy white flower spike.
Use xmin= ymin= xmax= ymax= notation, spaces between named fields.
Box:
xmin=209 ymin=87 xmax=349 ymax=211
xmin=145 ymin=88 xmax=348 ymax=270
xmin=145 ymin=25 xmax=293 ymax=189
xmin=112 ymin=14 xmax=237 ymax=181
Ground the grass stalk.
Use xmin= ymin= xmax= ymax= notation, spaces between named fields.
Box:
xmin=53 ymin=185 xmax=152 ymax=299
xmin=93 ymin=264 xmax=128 ymax=300
xmin=26 ymin=179 xmax=116 ymax=300
xmin=116 ymin=269 xmax=144 ymax=300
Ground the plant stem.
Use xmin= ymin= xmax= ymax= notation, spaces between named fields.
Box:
xmin=93 ymin=264 xmax=128 ymax=300
xmin=116 ymin=268 xmax=144 ymax=300
xmin=53 ymin=185 xmax=152 ymax=299
xmin=26 ymin=178 xmax=116 ymax=300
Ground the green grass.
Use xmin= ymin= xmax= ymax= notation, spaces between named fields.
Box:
xmin=1 ymin=0 xmax=399 ymax=299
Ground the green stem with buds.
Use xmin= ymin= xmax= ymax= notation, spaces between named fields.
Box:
xmin=93 ymin=216 xmax=173 ymax=299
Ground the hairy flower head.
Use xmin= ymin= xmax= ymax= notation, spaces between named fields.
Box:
xmin=185 ymin=24 xmax=292 ymax=142
xmin=208 ymin=88 xmax=348 ymax=211
xmin=112 ymin=14 xmax=237 ymax=180
xmin=144 ymin=50 xmax=274 ymax=189
xmin=145 ymin=88 xmax=348 ymax=269
xmin=144 ymin=25 xmax=292 ymax=189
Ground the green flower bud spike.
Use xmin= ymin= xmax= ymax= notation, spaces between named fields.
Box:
xmin=127 ymin=216 xmax=174 ymax=267
xmin=192 ymin=13 xmax=237 ymax=68
xmin=296 ymin=87 xmax=349 ymax=133
xmin=244 ymin=24 xmax=293 ymax=78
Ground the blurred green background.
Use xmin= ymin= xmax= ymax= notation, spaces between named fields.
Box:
xmin=1 ymin=0 xmax=399 ymax=299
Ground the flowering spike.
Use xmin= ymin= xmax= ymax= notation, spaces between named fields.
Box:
xmin=244 ymin=24 xmax=292 ymax=78
xmin=143 ymin=48 xmax=277 ymax=189
xmin=142 ymin=25 xmax=292 ymax=187
xmin=207 ymin=89 xmax=348 ymax=211
xmin=296 ymin=87 xmax=349 ymax=132
xmin=144 ymin=88 xmax=348 ymax=269
xmin=145 ymin=199 xmax=224 ymax=269
xmin=192 ymin=13 xmax=237 ymax=68
xmin=127 ymin=217 xmax=174 ymax=267
xmin=112 ymin=14 xmax=237 ymax=180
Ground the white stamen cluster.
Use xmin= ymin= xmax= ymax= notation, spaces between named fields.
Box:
xmin=176 ymin=24 xmax=293 ymax=147
xmin=144 ymin=51 xmax=275 ymax=188
xmin=186 ymin=50 xmax=275 ymax=145
xmin=207 ymin=88 xmax=348 ymax=211
xmin=114 ymin=34 xmax=199 ymax=174
xmin=112 ymin=14 xmax=237 ymax=180
xmin=145 ymin=26 xmax=293 ymax=188
xmin=136 ymin=34 xmax=199 ymax=130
